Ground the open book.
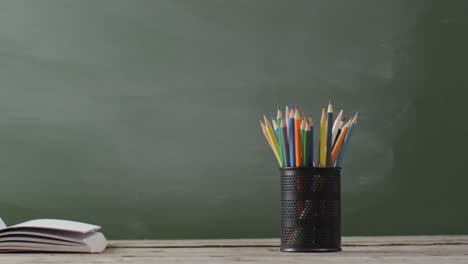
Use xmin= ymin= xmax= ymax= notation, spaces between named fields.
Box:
xmin=0 ymin=218 xmax=107 ymax=253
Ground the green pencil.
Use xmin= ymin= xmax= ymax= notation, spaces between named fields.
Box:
xmin=276 ymin=107 xmax=284 ymax=167
xmin=303 ymin=120 xmax=310 ymax=166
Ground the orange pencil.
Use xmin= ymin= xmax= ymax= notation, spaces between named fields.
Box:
xmin=331 ymin=118 xmax=352 ymax=165
xmin=294 ymin=107 xmax=302 ymax=167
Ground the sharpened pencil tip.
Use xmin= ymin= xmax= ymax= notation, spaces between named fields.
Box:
xmin=295 ymin=108 xmax=301 ymax=119
xmin=272 ymin=120 xmax=278 ymax=129
xmin=337 ymin=109 xmax=343 ymax=119
xmin=309 ymin=116 xmax=314 ymax=126
xmin=353 ymin=112 xmax=359 ymax=123
xmin=327 ymin=102 xmax=333 ymax=113
xmin=263 ymin=116 xmax=270 ymax=126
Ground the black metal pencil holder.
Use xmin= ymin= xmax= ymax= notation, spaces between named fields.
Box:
xmin=280 ymin=167 xmax=341 ymax=252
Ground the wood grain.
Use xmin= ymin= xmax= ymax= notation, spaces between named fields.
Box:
xmin=1 ymin=236 xmax=467 ymax=264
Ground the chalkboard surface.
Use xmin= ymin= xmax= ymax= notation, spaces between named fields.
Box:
xmin=0 ymin=0 xmax=467 ymax=239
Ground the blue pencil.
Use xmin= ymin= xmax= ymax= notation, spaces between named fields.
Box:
xmin=309 ymin=116 xmax=314 ymax=167
xmin=336 ymin=112 xmax=358 ymax=167
xmin=272 ymin=119 xmax=279 ymax=139
xmin=288 ymin=114 xmax=295 ymax=167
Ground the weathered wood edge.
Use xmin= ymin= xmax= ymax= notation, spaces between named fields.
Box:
xmin=109 ymin=236 xmax=468 ymax=248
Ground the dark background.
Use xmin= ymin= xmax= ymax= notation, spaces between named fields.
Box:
xmin=0 ymin=0 xmax=467 ymax=239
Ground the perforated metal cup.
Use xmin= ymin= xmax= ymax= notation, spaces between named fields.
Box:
xmin=280 ymin=167 xmax=341 ymax=252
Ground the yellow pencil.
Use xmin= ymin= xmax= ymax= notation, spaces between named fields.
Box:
xmin=260 ymin=120 xmax=281 ymax=165
xmin=263 ymin=116 xmax=281 ymax=166
xmin=263 ymin=118 xmax=281 ymax=165
xmin=319 ymin=108 xmax=327 ymax=167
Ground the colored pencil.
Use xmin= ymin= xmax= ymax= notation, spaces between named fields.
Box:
xmin=319 ymin=108 xmax=327 ymax=167
xmin=294 ymin=107 xmax=302 ymax=167
xmin=299 ymin=113 xmax=306 ymax=217
xmin=272 ymin=118 xmax=281 ymax=166
xmin=332 ymin=110 xmax=343 ymax=144
xmin=336 ymin=113 xmax=358 ymax=167
xmin=309 ymin=116 xmax=314 ymax=167
xmin=326 ymin=102 xmax=333 ymax=166
xmin=333 ymin=128 xmax=342 ymax=148
xmin=302 ymin=112 xmax=306 ymax=159
xmin=285 ymin=106 xmax=290 ymax=144
xmin=332 ymin=117 xmax=344 ymax=148
xmin=331 ymin=118 xmax=352 ymax=165
xmin=259 ymin=104 xmax=358 ymax=168
xmin=272 ymin=119 xmax=279 ymax=139
xmin=303 ymin=121 xmax=310 ymax=166
xmin=263 ymin=116 xmax=281 ymax=166
xmin=281 ymin=119 xmax=290 ymax=167
xmin=301 ymin=119 xmax=306 ymax=167
xmin=260 ymin=120 xmax=281 ymax=165
xmin=276 ymin=108 xmax=285 ymax=168
xmin=288 ymin=111 xmax=295 ymax=167
xmin=301 ymin=119 xmax=306 ymax=161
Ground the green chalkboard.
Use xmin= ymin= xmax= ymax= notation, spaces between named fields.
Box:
xmin=0 ymin=0 xmax=467 ymax=239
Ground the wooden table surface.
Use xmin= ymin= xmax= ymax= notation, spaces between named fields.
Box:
xmin=1 ymin=236 xmax=467 ymax=263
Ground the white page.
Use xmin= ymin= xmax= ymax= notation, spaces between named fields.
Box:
xmin=0 ymin=218 xmax=5 ymax=230
xmin=0 ymin=232 xmax=106 ymax=253
xmin=0 ymin=229 xmax=88 ymax=243
xmin=9 ymin=219 xmax=100 ymax=233
xmin=0 ymin=242 xmax=89 ymax=253
xmin=0 ymin=236 xmax=77 ymax=246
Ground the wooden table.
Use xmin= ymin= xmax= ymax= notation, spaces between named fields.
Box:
xmin=1 ymin=236 xmax=467 ymax=263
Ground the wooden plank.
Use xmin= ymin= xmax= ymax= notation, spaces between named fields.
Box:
xmin=109 ymin=236 xmax=468 ymax=248
xmin=0 ymin=237 xmax=467 ymax=264
xmin=0 ymin=245 xmax=467 ymax=264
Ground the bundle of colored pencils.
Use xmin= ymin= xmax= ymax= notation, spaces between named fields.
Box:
xmin=259 ymin=102 xmax=358 ymax=168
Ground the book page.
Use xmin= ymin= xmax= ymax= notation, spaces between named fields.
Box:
xmin=0 ymin=236 xmax=77 ymax=246
xmin=0 ymin=242 xmax=89 ymax=253
xmin=0 ymin=218 xmax=5 ymax=230
xmin=0 ymin=229 xmax=95 ymax=243
xmin=8 ymin=219 xmax=100 ymax=233
xmin=0 ymin=232 xmax=106 ymax=253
